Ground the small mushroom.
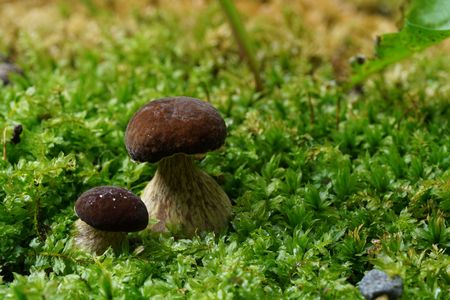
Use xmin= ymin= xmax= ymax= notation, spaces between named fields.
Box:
xmin=74 ymin=186 xmax=148 ymax=254
xmin=125 ymin=96 xmax=232 ymax=236
xmin=358 ymin=270 xmax=403 ymax=300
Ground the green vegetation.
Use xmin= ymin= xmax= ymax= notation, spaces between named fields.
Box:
xmin=351 ymin=0 xmax=450 ymax=86
xmin=218 ymin=0 xmax=263 ymax=91
xmin=1 ymin=1 xmax=449 ymax=299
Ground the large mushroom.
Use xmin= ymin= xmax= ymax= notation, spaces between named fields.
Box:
xmin=125 ymin=96 xmax=231 ymax=236
xmin=74 ymin=186 xmax=148 ymax=254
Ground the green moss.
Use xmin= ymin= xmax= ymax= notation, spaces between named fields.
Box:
xmin=0 ymin=2 xmax=449 ymax=299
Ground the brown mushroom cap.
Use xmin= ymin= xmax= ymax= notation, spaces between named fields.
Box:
xmin=125 ymin=97 xmax=227 ymax=163
xmin=75 ymin=186 xmax=148 ymax=232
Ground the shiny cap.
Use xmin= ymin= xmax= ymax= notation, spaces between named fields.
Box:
xmin=125 ymin=97 xmax=226 ymax=163
xmin=75 ymin=186 xmax=148 ymax=232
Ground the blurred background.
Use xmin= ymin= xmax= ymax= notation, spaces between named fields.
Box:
xmin=0 ymin=0 xmax=409 ymax=81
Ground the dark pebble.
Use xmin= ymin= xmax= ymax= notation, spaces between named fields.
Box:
xmin=11 ymin=124 xmax=23 ymax=144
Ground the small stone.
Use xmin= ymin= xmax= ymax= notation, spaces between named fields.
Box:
xmin=349 ymin=54 xmax=366 ymax=69
xmin=11 ymin=124 xmax=23 ymax=144
xmin=358 ymin=270 xmax=403 ymax=300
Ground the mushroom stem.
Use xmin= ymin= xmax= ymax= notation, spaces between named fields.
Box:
xmin=142 ymin=153 xmax=231 ymax=236
xmin=74 ymin=219 xmax=127 ymax=254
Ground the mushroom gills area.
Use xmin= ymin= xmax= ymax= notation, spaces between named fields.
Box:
xmin=74 ymin=219 xmax=127 ymax=254
xmin=142 ymin=153 xmax=231 ymax=236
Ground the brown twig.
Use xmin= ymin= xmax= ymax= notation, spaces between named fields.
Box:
xmin=34 ymin=196 xmax=48 ymax=241
xmin=3 ymin=127 xmax=7 ymax=160
xmin=307 ymin=93 xmax=315 ymax=125
xmin=336 ymin=95 xmax=341 ymax=130
xmin=218 ymin=0 xmax=263 ymax=92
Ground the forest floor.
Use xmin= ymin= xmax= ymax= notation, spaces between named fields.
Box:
xmin=0 ymin=0 xmax=449 ymax=299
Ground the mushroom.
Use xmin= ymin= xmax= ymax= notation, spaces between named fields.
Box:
xmin=74 ymin=186 xmax=148 ymax=254
xmin=125 ymin=96 xmax=231 ymax=236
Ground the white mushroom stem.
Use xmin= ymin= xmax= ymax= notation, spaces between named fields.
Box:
xmin=142 ymin=153 xmax=232 ymax=236
xmin=74 ymin=219 xmax=126 ymax=254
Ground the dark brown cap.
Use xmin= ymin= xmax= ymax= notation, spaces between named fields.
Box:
xmin=125 ymin=97 xmax=227 ymax=163
xmin=75 ymin=186 xmax=148 ymax=232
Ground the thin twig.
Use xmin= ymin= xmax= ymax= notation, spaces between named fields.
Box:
xmin=201 ymin=81 xmax=211 ymax=102
xmin=307 ymin=93 xmax=315 ymax=125
xmin=336 ymin=95 xmax=341 ymax=130
xmin=218 ymin=0 xmax=263 ymax=92
xmin=3 ymin=127 xmax=7 ymax=160
xmin=34 ymin=196 xmax=46 ymax=241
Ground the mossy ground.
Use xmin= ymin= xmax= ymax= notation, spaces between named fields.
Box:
xmin=0 ymin=1 xmax=449 ymax=299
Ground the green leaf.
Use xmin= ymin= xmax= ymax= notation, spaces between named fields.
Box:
xmin=407 ymin=0 xmax=450 ymax=30
xmin=350 ymin=0 xmax=450 ymax=86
